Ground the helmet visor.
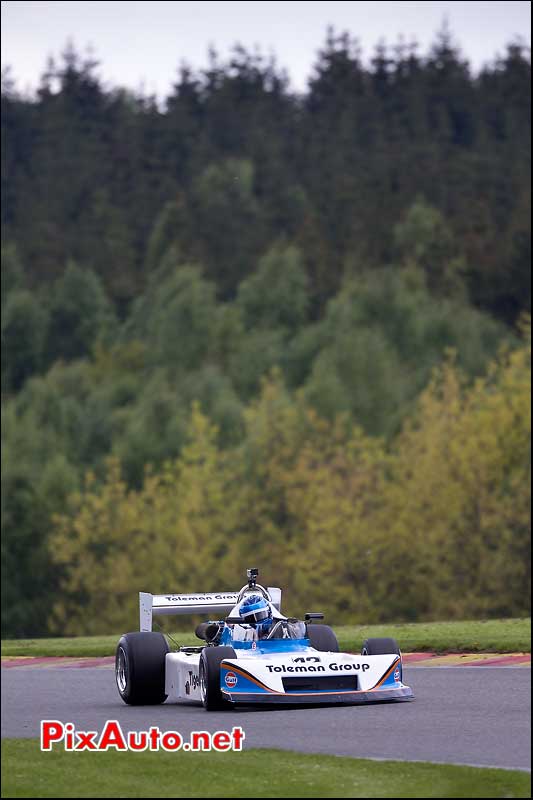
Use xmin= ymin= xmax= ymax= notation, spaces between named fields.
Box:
xmin=250 ymin=607 xmax=270 ymax=623
xmin=242 ymin=605 xmax=271 ymax=624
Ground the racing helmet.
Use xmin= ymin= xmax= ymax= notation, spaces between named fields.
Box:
xmin=239 ymin=594 xmax=273 ymax=633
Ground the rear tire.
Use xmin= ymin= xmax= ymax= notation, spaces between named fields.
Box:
xmin=115 ymin=632 xmax=169 ymax=705
xmin=199 ymin=646 xmax=236 ymax=710
xmin=307 ymin=624 xmax=339 ymax=652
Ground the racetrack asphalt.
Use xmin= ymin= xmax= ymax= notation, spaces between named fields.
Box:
xmin=1 ymin=665 xmax=530 ymax=771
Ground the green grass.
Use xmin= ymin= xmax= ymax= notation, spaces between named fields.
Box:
xmin=335 ymin=618 xmax=532 ymax=654
xmin=1 ymin=633 xmax=187 ymax=658
xmin=1 ymin=740 xmax=530 ymax=798
xmin=2 ymin=618 xmax=530 ymax=658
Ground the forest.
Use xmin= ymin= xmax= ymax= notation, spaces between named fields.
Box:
xmin=1 ymin=28 xmax=531 ymax=637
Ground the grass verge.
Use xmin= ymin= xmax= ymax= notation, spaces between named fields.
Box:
xmin=2 ymin=740 xmax=530 ymax=799
xmin=335 ymin=618 xmax=531 ymax=654
xmin=1 ymin=618 xmax=530 ymax=658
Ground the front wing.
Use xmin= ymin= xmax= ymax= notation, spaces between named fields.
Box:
xmin=220 ymin=651 xmax=414 ymax=705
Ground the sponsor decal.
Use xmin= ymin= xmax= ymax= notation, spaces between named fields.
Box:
xmin=164 ymin=594 xmax=237 ymax=602
xmin=394 ymin=668 xmax=401 ymax=682
xmin=266 ymin=661 xmax=370 ymax=673
xmin=185 ymin=671 xmax=200 ymax=696
xmin=224 ymin=671 xmax=238 ymax=688
xmin=251 ymin=641 xmax=257 ymax=650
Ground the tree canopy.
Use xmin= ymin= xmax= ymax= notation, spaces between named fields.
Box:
xmin=1 ymin=29 xmax=530 ymax=637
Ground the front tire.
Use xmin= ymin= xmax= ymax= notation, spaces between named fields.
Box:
xmin=361 ymin=637 xmax=402 ymax=681
xmin=361 ymin=637 xmax=401 ymax=656
xmin=115 ymin=632 xmax=169 ymax=705
xmin=199 ymin=646 xmax=236 ymax=710
xmin=307 ymin=624 xmax=339 ymax=652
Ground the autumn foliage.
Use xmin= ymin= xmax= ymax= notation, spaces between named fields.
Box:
xmin=50 ymin=327 xmax=531 ymax=634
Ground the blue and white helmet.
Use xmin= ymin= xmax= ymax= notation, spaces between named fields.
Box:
xmin=239 ymin=594 xmax=273 ymax=632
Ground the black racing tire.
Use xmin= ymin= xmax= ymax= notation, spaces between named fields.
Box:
xmin=361 ymin=637 xmax=401 ymax=656
xmin=199 ymin=646 xmax=236 ymax=711
xmin=307 ymin=624 xmax=339 ymax=652
xmin=115 ymin=632 xmax=169 ymax=705
xmin=361 ymin=637 xmax=402 ymax=681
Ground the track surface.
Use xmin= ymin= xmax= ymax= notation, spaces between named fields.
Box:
xmin=1 ymin=666 xmax=530 ymax=770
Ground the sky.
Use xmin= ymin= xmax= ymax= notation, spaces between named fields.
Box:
xmin=1 ymin=0 xmax=531 ymax=98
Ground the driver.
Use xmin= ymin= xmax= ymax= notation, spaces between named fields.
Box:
xmin=239 ymin=594 xmax=273 ymax=637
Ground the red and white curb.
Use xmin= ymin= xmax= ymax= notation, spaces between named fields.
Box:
xmin=402 ymin=652 xmax=531 ymax=667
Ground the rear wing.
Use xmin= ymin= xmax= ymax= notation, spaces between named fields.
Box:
xmin=139 ymin=588 xmax=282 ymax=632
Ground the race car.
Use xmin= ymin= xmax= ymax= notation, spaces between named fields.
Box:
xmin=115 ymin=568 xmax=414 ymax=709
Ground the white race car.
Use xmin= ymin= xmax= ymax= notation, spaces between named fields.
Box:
xmin=115 ymin=569 xmax=414 ymax=710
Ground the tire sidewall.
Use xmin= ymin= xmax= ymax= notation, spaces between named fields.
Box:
xmin=199 ymin=646 xmax=236 ymax=710
xmin=115 ymin=632 xmax=169 ymax=705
